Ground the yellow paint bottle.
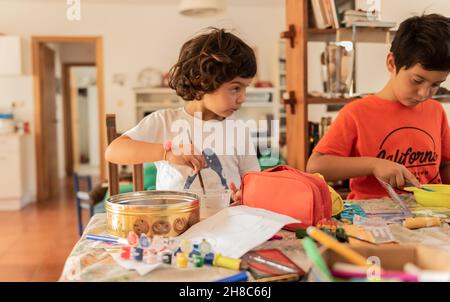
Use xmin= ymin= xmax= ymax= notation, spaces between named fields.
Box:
xmin=213 ymin=253 xmax=241 ymax=271
xmin=176 ymin=253 xmax=189 ymax=268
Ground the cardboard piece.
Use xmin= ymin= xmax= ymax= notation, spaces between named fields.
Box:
xmin=323 ymin=244 xmax=450 ymax=271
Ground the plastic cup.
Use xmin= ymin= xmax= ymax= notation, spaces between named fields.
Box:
xmin=187 ymin=189 xmax=232 ymax=220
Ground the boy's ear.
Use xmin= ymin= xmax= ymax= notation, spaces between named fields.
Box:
xmin=386 ymin=52 xmax=397 ymax=74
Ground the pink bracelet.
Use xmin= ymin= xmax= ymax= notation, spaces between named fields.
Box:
xmin=163 ymin=141 xmax=172 ymax=161
xmin=163 ymin=141 xmax=172 ymax=151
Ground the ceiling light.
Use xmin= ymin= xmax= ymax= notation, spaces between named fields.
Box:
xmin=179 ymin=0 xmax=226 ymax=17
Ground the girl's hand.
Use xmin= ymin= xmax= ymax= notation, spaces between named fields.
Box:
xmin=229 ymin=182 xmax=243 ymax=206
xmin=371 ymin=158 xmax=421 ymax=188
xmin=166 ymin=144 xmax=206 ymax=174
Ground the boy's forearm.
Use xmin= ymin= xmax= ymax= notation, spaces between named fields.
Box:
xmin=306 ymin=153 xmax=377 ymax=182
xmin=105 ymin=136 xmax=164 ymax=164
xmin=440 ymin=163 xmax=450 ymax=184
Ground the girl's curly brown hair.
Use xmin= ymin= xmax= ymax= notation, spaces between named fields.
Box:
xmin=169 ymin=28 xmax=257 ymax=101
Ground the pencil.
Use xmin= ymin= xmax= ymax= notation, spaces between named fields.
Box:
xmin=251 ymin=273 xmax=299 ymax=282
xmin=247 ymin=255 xmax=298 ymax=274
xmin=307 ymin=227 xmax=369 ymax=268
xmin=85 ymin=234 xmax=128 ymax=245
xmin=302 ymin=237 xmax=333 ymax=281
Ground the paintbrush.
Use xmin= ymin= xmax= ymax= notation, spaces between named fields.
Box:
xmin=197 ymin=169 xmax=206 ymax=195
xmin=404 ymin=181 xmax=436 ymax=192
xmin=188 ymin=131 xmax=206 ymax=195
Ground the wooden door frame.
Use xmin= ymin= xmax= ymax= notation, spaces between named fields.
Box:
xmin=32 ymin=36 xmax=106 ymax=202
xmin=62 ymin=62 xmax=96 ymax=177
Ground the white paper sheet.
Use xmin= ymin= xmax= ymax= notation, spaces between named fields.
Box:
xmin=177 ymin=206 xmax=300 ymax=258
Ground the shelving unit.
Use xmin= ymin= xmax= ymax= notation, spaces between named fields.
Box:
xmin=307 ymin=27 xmax=395 ymax=43
xmin=281 ymin=0 xmax=398 ymax=170
xmin=276 ymin=39 xmax=287 ymax=160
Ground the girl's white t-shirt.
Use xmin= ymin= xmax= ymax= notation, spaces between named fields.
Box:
xmin=123 ymin=107 xmax=261 ymax=190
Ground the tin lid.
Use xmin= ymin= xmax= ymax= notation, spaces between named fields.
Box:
xmin=106 ymin=190 xmax=200 ymax=208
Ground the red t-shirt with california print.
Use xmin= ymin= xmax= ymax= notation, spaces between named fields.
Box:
xmin=313 ymin=95 xmax=450 ymax=200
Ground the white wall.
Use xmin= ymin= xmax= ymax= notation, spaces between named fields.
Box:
xmin=308 ymin=0 xmax=450 ymax=123
xmin=0 ymin=76 xmax=36 ymax=200
xmin=356 ymin=0 xmax=450 ymax=93
xmin=0 ymin=1 xmax=284 ymax=199
xmin=0 ymin=0 xmax=285 ymax=133
xmin=0 ymin=0 xmax=449 ymax=192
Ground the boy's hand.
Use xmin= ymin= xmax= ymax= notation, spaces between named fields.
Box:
xmin=372 ymin=158 xmax=421 ymax=188
xmin=166 ymin=144 xmax=206 ymax=174
xmin=229 ymin=182 xmax=242 ymax=206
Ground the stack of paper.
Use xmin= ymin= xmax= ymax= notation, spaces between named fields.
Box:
xmin=178 ymin=206 xmax=300 ymax=258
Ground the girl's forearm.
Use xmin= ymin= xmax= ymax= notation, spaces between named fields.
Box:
xmin=105 ymin=136 xmax=164 ymax=164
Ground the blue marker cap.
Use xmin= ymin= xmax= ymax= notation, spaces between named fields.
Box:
xmin=215 ymin=271 xmax=249 ymax=282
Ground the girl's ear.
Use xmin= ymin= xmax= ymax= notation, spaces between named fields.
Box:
xmin=386 ymin=52 xmax=397 ymax=74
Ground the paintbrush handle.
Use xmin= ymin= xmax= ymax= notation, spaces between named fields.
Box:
xmin=187 ymin=130 xmax=206 ymax=194
xmin=198 ymin=170 xmax=206 ymax=194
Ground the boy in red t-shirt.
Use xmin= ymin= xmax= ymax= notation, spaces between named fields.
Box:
xmin=307 ymin=14 xmax=450 ymax=200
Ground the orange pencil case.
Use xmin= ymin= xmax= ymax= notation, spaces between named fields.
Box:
xmin=242 ymin=165 xmax=332 ymax=230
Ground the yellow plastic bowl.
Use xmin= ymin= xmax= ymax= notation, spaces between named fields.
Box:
xmin=403 ymin=184 xmax=450 ymax=208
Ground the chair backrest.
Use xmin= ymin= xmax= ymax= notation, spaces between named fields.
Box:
xmin=73 ymin=172 xmax=94 ymax=236
xmin=106 ymin=114 xmax=144 ymax=196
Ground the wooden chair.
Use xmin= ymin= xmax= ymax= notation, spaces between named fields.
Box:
xmin=73 ymin=173 xmax=94 ymax=236
xmin=106 ymin=114 xmax=144 ymax=196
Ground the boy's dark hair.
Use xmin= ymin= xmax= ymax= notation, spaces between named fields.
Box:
xmin=169 ymin=28 xmax=257 ymax=101
xmin=390 ymin=14 xmax=450 ymax=72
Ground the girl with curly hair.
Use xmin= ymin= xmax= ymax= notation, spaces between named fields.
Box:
xmin=106 ymin=28 xmax=260 ymax=205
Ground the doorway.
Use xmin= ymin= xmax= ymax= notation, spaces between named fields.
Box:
xmin=32 ymin=37 xmax=106 ymax=202
xmin=63 ymin=64 xmax=100 ymax=177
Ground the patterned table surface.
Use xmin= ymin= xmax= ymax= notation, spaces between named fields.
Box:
xmin=58 ymin=213 xmax=312 ymax=282
xmin=59 ymin=209 xmax=450 ymax=281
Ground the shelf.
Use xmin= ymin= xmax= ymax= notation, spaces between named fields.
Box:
xmin=307 ymin=27 xmax=395 ymax=43
xmin=242 ymin=102 xmax=274 ymax=108
xmin=134 ymin=87 xmax=173 ymax=93
xmin=251 ymin=136 xmax=273 ymax=143
xmin=136 ymin=101 xmax=181 ymax=108
xmin=246 ymin=87 xmax=277 ymax=93
xmin=307 ymin=95 xmax=450 ymax=105
xmin=307 ymin=95 xmax=357 ymax=105
xmin=134 ymin=87 xmax=276 ymax=94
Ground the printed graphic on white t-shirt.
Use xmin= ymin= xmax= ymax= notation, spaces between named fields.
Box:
xmin=124 ymin=107 xmax=261 ymax=190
